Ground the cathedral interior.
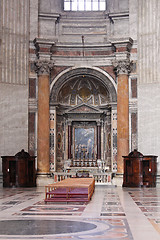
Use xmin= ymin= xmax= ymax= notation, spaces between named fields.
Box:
xmin=0 ymin=0 xmax=160 ymax=239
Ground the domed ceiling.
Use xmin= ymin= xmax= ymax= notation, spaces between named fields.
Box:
xmin=57 ymin=75 xmax=110 ymax=106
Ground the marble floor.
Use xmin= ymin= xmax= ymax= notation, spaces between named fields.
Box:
xmin=0 ymin=185 xmax=160 ymax=240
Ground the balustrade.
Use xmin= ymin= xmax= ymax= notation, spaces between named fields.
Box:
xmin=70 ymin=159 xmax=98 ymax=167
xmin=53 ymin=172 xmax=112 ymax=185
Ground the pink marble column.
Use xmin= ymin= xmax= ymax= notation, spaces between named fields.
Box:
xmin=114 ymin=60 xmax=131 ymax=174
xmin=35 ymin=60 xmax=54 ymax=174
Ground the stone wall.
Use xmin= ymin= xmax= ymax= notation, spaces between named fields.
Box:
xmin=137 ymin=0 xmax=160 ymax=174
xmin=138 ymin=0 xmax=160 ymax=85
xmin=30 ymin=0 xmax=39 ymax=41
xmin=1 ymin=0 xmax=29 ymax=85
xmin=0 ymin=84 xmax=28 ymax=170
xmin=0 ymin=0 xmax=29 ymax=174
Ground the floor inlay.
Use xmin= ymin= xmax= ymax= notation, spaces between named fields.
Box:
xmin=0 ymin=186 xmax=159 ymax=239
xmin=0 ymin=220 xmax=97 ymax=235
xmin=101 ymin=188 xmax=125 ymax=217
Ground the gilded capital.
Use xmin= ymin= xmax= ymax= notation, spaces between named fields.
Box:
xmin=113 ymin=59 xmax=131 ymax=75
xmin=35 ymin=60 xmax=54 ymax=75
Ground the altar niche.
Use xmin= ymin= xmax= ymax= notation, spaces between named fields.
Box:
xmin=51 ymin=101 xmax=115 ymax=172
xmin=63 ymin=102 xmax=106 ymax=171
xmin=50 ymin=69 xmax=117 ymax=172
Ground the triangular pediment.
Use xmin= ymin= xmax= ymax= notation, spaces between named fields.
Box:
xmin=65 ymin=103 xmax=103 ymax=114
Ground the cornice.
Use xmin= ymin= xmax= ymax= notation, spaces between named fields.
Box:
xmin=33 ymin=38 xmax=57 ymax=48
xmin=33 ymin=38 xmax=57 ymax=59
xmin=111 ymin=37 xmax=133 ymax=52
xmin=107 ymin=11 xmax=129 ymax=21
xmin=39 ymin=12 xmax=61 ymax=20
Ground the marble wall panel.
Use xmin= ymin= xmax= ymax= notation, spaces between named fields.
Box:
xmin=56 ymin=115 xmax=64 ymax=171
xmin=28 ymin=112 xmax=36 ymax=156
xmin=1 ymin=0 xmax=29 ymax=85
xmin=39 ymin=0 xmax=63 ymax=13
xmin=131 ymin=113 xmax=137 ymax=151
xmin=129 ymin=0 xmax=138 ymax=41
xmin=131 ymin=78 xmax=137 ymax=98
xmin=138 ymin=0 xmax=160 ymax=84
xmin=111 ymin=18 xmax=129 ymax=37
xmin=29 ymin=0 xmax=38 ymax=41
xmin=0 ymin=83 xmax=28 ymax=157
xmin=29 ymin=78 xmax=36 ymax=99
xmin=39 ymin=18 xmax=57 ymax=39
xmin=138 ymin=83 xmax=160 ymax=171
xmin=99 ymin=66 xmax=116 ymax=82
xmin=107 ymin=0 xmax=129 ymax=12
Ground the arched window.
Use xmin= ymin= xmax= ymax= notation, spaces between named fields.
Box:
xmin=64 ymin=0 xmax=106 ymax=11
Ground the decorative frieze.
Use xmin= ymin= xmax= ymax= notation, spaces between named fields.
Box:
xmin=35 ymin=60 xmax=54 ymax=75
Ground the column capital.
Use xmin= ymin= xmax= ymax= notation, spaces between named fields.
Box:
xmin=67 ymin=120 xmax=72 ymax=126
xmin=35 ymin=60 xmax=54 ymax=76
xmin=97 ymin=120 xmax=101 ymax=126
xmin=113 ymin=59 xmax=131 ymax=75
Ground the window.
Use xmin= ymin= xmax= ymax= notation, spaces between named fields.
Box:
xmin=64 ymin=0 xmax=106 ymax=11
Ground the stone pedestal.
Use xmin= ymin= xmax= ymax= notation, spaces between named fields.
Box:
xmin=112 ymin=173 xmax=123 ymax=186
xmin=36 ymin=173 xmax=53 ymax=187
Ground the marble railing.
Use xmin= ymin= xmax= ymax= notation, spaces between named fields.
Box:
xmin=53 ymin=172 xmax=112 ymax=185
xmin=71 ymin=159 xmax=98 ymax=167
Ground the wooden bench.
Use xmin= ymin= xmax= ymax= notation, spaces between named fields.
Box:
xmin=45 ymin=178 xmax=95 ymax=203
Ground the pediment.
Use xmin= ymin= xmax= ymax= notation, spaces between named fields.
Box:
xmin=65 ymin=103 xmax=103 ymax=114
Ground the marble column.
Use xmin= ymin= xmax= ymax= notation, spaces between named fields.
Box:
xmin=35 ymin=60 xmax=54 ymax=174
xmin=114 ymin=60 xmax=131 ymax=174
xmin=97 ymin=122 xmax=101 ymax=160
xmin=68 ymin=123 xmax=72 ymax=160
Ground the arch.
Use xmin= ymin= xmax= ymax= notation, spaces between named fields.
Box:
xmin=50 ymin=67 xmax=117 ymax=104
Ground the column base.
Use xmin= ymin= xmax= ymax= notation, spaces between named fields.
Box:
xmin=36 ymin=173 xmax=53 ymax=186
xmin=112 ymin=173 xmax=124 ymax=187
xmin=64 ymin=159 xmax=72 ymax=169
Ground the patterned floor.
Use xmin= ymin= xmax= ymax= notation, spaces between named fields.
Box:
xmin=128 ymin=188 xmax=160 ymax=235
xmin=0 ymin=186 xmax=159 ymax=239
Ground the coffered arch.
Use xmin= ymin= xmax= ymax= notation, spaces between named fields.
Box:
xmin=50 ymin=67 xmax=117 ymax=105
